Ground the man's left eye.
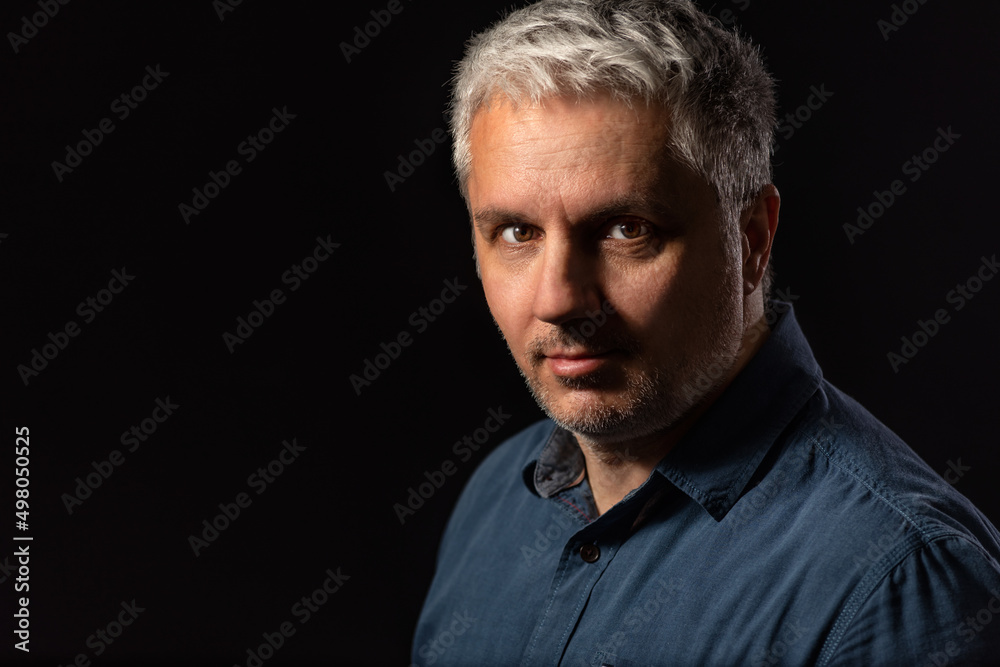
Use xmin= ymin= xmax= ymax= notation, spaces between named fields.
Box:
xmin=607 ymin=220 xmax=650 ymax=240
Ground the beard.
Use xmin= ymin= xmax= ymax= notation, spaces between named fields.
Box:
xmin=508 ymin=277 xmax=745 ymax=451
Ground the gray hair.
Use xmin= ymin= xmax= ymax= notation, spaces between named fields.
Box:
xmin=449 ymin=0 xmax=777 ymax=257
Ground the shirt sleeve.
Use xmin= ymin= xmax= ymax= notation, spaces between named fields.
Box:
xmin=821 ymin=534 xmax=1000 ymax=666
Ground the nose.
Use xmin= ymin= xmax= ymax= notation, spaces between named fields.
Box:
xmin=531 ymin=238 xmax=604 ymax=326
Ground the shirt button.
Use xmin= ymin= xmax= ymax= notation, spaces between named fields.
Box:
xmin=579 ymin=544 xmax=600 ymax=563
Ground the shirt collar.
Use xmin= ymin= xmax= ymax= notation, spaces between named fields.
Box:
xmin=525 ymin=427 xmax=586 ymax=499
xmin=521 ymin=301 xmax=823 ymax=519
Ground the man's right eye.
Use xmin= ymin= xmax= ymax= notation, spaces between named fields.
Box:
xmin=500 ymin=224 xmax=535 ymax=243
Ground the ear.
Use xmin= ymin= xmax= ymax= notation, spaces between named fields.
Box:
xmin=740 ymin=184 xmax=780 ymax=294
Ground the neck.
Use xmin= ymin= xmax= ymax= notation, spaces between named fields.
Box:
xmin=577 ymin=311 xmax=771 ymax=515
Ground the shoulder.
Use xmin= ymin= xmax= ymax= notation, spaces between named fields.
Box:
xmin=805 ymin=380 xmax=998 ymax=547
xmin=785 ymin=381 xmax=1000 ymax=664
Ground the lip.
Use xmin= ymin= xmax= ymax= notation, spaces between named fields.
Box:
xmin=545 ymin=350 xmax=614 ymax=377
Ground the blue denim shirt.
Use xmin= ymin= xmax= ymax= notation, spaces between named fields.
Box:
xmin=413 ymin=304 xmax=1000 ymax=666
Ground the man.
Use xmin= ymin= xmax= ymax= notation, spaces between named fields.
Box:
xmin=413 ymin=1 xmax=1000 ymax=665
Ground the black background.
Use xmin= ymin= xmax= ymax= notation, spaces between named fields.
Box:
xmin=2 ymin=0 xmax=998 ymax=665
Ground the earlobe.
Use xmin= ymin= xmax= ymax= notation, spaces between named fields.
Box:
xmin=741 ymin=185 xmax=780 ymax=293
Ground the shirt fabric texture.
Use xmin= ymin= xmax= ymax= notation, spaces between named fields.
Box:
xmin=412 ymin=302 xmax=1000 ymax=666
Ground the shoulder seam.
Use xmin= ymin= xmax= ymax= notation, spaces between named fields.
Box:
xmin=813 ymin=439 xmax=930 ymax=541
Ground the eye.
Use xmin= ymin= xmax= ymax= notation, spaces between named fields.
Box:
xmin=607 ymin=220 xmax=650 ymax=240
xmin=500 ymin=224 xmax=535 ymax=243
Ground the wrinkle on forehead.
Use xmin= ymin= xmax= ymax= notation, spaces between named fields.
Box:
xmin=467 ymin=94 xmax=695 ymax=227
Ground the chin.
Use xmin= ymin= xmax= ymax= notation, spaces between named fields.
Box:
xmin=526 ymin=367 xmax=687 ymax=446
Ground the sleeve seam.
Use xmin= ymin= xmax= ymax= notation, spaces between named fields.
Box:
xmin=816 ymin=533 xmax=997 ymax=666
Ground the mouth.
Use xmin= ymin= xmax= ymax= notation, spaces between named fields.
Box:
xmin=544 ymin=350 xmax=617 ymax=377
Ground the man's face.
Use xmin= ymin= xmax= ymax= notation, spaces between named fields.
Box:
xmin=467 ymin=94 xmax=747 ymax=447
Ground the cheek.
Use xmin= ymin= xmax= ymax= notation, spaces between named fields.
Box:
xmin=482 ymin=272 xmax=530 ymax=348
xmin=604 ymin=243 xmax=732 ymax=362
xmin=605 ymin=248 xmax=684 ymax=326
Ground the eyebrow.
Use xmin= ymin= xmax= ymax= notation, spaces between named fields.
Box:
xmin=472 ymin=193 xmax=677 ymax=232
xmin=471 ymin=206 xmax=524 ymax=232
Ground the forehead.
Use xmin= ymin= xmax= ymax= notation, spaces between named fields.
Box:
xmin=466 ymin=94 xmax=697 ymax=219
xmin=470 ymin=94 xmax=670 ymax=170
